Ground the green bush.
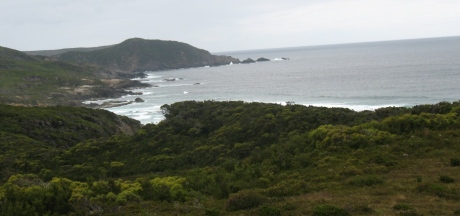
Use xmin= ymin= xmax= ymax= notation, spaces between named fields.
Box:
xmin=454 ymin=209 xmax=460 ymax=215
xmin=349 ymin=175 xmax=384 ymax=187
xmin=399 ymin=211 xmax=423 ymax=216
xmin=451 ymin=158 xmax=460 ymax=166
xmin=259 ymin=205 xmax=281 ymax=216
xmin=439 ymin=175 xmax=455 ymax=183
xmin=204 ymin=208 xmax=221 ymax=216
xmin=266 ymin=179 xmax=308 ymax=197
xmin=313 ymin=204 xmax=350 ymax=216
xmin=417 ymin=183 xmax=459 ymax=200
xmin=225 ymin=190 xmax=268 ymax=211
xmin=281 ymin=202 xmax=297 ymax=211
xmin=393 ymin=203 xmax=413 ymax=211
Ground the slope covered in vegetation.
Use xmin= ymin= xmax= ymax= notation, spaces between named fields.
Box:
xmin=0 ymin=104 xmax=141 ymax=185
xmin=53 ymin=38 xmax=239 ymax=73
xmin=1 ymin=101 xmax=460 ymax=215
xmin=0 ymin=46 xmax=148 ymax=106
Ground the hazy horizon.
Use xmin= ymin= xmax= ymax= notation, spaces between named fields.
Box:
xmin=15 ymin=35 xmax=460 ymax=55
xmin=2 ymin=0 xmax=460 ymax=52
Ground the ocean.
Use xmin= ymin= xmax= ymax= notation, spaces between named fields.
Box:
xmin=84 ymin=36 xmax=460 ymax=124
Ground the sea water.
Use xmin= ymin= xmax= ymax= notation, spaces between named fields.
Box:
xmin=85 ymin=36 xmax=460 ymax=124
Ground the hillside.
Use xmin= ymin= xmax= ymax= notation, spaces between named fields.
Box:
xmin=0 ymin=46 xmax=37 ymax=62
xmin=1 ymin=39 xmax=241 ymax=106
xmin=1 ymin=101 xmax=460 ymax=215
xmin=0 ymin=104 xmax=141 ymax=199
xmin=52 ymin=38 xmax=239 ymax=73
xmin=0 ymin=46 xmax=148 ymax=106
xmin=24 ymin=45 xmax=114 ymax=57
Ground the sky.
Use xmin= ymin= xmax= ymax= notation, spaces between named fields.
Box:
xmin=1 ymin=0 xmax=460 ymax=52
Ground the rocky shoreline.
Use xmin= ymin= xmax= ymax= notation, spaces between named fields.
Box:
xmin=79 ymin=56 xmax=289 ymax=109
xmin=78 ymin=74 xmax=150 ymax=109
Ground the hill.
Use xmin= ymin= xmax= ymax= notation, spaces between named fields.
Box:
xmin=1 ymin=39 xmax=241 ymax=106
xmin=51 ymin=38 xmax=239 ymax=73
xmin=1 ymin=100 xmax=460 ymax=215
xmin=0 ymin=46 xmax=149 ymax=106
xmin=23 ymin=45 xmax=114 ymax=57
xmin=0 ymin=46 xmax=37 ymax=62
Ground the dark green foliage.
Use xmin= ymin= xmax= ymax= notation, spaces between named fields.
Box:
xmin=1 ymin=100 xmax=460 ymax=215
xmin=204 ymin=208 xmax=221 ymax=216
xmin=281 ymin=202 xmax=297 ymax=211
xmin=0 ymin=104 xmax=140 ymax=182
xmin=259 ymin=205 xmax=281 ymax=216
xmin=454 ymin=209 xmax=460 ymax=215
xmin=0 ymin=104 xmax=140 ymax=148
xmin=439 ymin=175 xmax=455 ymax=183
xmin=417 ymin=183 xmax=459 ymax=200
xmin=349 ymin=175 xmax=384 ymax=187
xmin=225 ymin=190 xmax=268 ymax=211
xmin=399 ymin=211 xmax=423 ymax=216
xmin=266 ymin=179 xmax=308 ymax=197
xmin=393 ymin=203 xmax=414 ymax=211
xmin=451 ymin=158 xmax=460 ymax=166
xmin=313 ymin=204 xmax=350 ymax=216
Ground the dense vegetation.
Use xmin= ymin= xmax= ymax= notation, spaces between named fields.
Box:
xmin=1 ymin=100 xmax=460 ymax=215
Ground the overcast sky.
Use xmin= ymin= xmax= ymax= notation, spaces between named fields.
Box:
xmin=2 ymin=0 xmax=460 ymax=52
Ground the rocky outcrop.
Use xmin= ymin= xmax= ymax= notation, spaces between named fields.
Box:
xmin=241 ymin=58 xmax=256 ymax=64
xmin=256 ymin=57 xmax=270 ymax=62
xmin=135 ymin=97 xmax=144 ymax=103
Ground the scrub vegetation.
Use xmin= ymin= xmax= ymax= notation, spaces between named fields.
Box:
xmin=1 ymin=100 xmax=460 ymax=215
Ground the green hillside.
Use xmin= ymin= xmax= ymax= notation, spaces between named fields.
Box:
xmin=1 ymin=101 xmax=460 ymax=215
xmin=54 ymin=38 xmax=240 ymax=73
xmin=1 ymin=39 xmax=240 ymax=106
xmin=0 ymin=46 xmax=147 ymax=106
xmin=24 ymin=45 xmax=114 ymax=57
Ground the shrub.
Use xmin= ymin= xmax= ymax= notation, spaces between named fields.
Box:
xmin=349 ymin=175 xmax=384 ymax=187
xmin=350 ymin=204 xmax=374 ymax=214
xmin=259 ymin=205 xmax=281 ymax=216
xmin=417 ymin=183 xmax=459 ymax=200
xmin=281 ymin=202 xmax=297 ymax=211
xmin=225 ymin=190 xmax=268 ymax=211
xmin=393 ymin=203 xmax=413 ymax=211
xmin=313 ymin=205 xmax=350 ymax=216
xmin=454 ymin=209 xmax=460 ymax=215
xmin=266 ymin=179 xmax=308 ymax=197
xmin=399 ymin=211 xmax=423 ymax=216
xmin=439 ymin=175 xmax=455 ymax=183
xmin=204 ymin=208 xmax=220 ymax=216
xmin=451 ymin=158 xmax=460 ymax=166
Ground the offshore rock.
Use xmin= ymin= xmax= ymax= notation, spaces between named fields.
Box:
xmin=256 ymin=57 xmax=270 ymax=62
xmin=241 ymin=58 xmax=256 ymax=64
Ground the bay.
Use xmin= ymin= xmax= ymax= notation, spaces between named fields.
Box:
xmin=85 ymin=36 xmax=460 ymax=124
